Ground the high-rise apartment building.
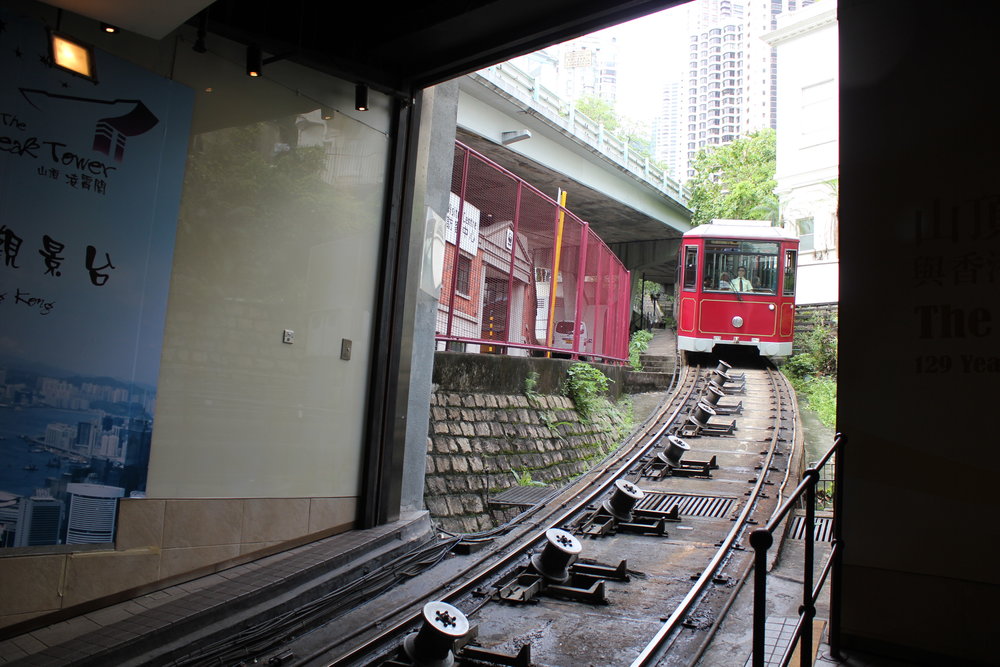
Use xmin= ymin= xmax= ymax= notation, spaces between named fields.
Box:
xmin=666 ymin=0 xmax=814 ymax=180
xmin=742 ymin=0 xmax=814 ymax=136
xmin=654 ymin=79 xmax=687 ymax=179
xmin=507 ymin=32 xmax=620 ymax=110
xmin=685 ymin=13 xmax=744 ymax=178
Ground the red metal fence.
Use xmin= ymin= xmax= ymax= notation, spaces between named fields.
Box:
xmin=436 ymin=142 xmax=631 ymax=363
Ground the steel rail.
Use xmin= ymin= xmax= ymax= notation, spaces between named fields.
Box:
xmin=312 ymin=365 xmax=704 ymax=667
xmin=629 ymin=366 xmax=791 ymax=667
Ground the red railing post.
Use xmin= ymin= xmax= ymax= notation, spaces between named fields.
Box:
xmin=572 ymin=222 xmax=589 ymax=357
xmin=445 ymin=146 xmax=471 ymax=340
xmin=503 ymin=181 xmax=523 ymax=349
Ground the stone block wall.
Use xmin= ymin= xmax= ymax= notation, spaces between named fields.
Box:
xmin=424 ymin=390 xmax=623 ymax=534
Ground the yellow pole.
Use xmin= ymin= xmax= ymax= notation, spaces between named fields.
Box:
xmin=545 ymin=189 xmax=568 ymax=355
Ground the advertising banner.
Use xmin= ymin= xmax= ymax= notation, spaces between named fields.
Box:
xmin=0 ymin=10 xmax=193 ymax=547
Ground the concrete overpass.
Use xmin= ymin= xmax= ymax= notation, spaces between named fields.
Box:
xmin=455 ymin=66 xmax=693 ymax=286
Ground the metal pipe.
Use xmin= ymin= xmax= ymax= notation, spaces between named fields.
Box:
xmin=545 ymin=189 xmax=568 ymax=352
xmin=829 ymin=433 xmax=845 ymax=658
xmin=750 ymin=528 xmax=773 ymax=667
xmin=573 ymin=222 xmax=590 ymax=356
xmin=801 ymin=469 xmax=818 ymax=666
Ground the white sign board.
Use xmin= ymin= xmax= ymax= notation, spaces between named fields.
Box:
xmin=446 ymin=192 xmax=481 ymax=254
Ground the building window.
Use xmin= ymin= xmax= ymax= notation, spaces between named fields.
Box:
xmin=456 ymin=254 xmax=472 ymax=295
xmin=797 ymin=217 xmax=815 ymax=252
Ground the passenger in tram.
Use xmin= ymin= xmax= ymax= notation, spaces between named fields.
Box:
xmin=731 ymin=266 xmax=754 ymax=292
xmin=718 ymin=271 xmax=732 ymax=290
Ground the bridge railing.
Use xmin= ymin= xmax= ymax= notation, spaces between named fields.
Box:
xmin=472 ymin=64 xmax=691 ymax=206
xmin=436 ymin=142 xmax=632 ymax=364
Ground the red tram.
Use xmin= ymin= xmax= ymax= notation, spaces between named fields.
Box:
xmin=676 ymin=220 xmax=799 ymax=357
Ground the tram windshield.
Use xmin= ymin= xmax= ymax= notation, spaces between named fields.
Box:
xmin=702 ymin=240 xmax=780 ymax=294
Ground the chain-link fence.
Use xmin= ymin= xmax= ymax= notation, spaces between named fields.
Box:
xmin=436 ymin=142 xmax=631 ymax=363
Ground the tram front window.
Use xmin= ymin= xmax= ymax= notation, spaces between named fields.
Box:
xmin=703 ymin=240 xmax=779 ymax=294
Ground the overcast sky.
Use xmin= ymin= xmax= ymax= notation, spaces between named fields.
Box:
xmin=596 ymin=4 xmax=691 ymax=124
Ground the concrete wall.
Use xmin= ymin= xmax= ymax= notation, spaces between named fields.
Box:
xmin=0 ymin=497 xmax=354 ymax=629
xmin=433 ymin=351 xmax=628 ymax=398
xmin=0 ymin=2 xmax=396 ymax=630
xmin=838 ymin=2 xmax=1000 ymax=662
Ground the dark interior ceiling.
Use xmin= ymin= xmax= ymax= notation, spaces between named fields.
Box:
xmin=196 ymin=0 xmax=688 ymax=96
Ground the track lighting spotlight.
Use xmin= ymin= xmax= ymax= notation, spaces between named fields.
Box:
xmin=100 ymin=23 xmax=120 ymax=34
xmin=355 ymin=83 xmax=369 ymax=111
xmin=246 ymin=45 xmax=262 ymax=77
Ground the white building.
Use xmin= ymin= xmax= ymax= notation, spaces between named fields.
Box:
xmin=765 ymin=0 xmax=839 ymax=305
xmin=685 ymin=16 xmax=744 ymax=178
xmin=654 ymin=79 xmax=687 ymax=179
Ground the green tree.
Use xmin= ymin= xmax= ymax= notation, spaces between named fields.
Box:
xmin=574 ymin=95 xmax=619 ymax=132
xmin=686 ymin=129 xmax=778 ymax=227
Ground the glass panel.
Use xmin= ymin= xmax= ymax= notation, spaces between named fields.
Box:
xmin=683 ymin=246 xmax=699 ymax=291
xmin=703 ymin=240 xmax=779 ymax=294
xmin=784 ymin=249 xmax=798 ymax=296
xmin=151 ymin=49 xmax=391 ymax=499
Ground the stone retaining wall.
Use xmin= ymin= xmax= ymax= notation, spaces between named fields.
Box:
xmin=424 ymin=389 xmax=623 ymax=533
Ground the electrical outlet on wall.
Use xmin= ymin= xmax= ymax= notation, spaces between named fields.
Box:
xmin=282 ymin=329 xmax=294 ymax=344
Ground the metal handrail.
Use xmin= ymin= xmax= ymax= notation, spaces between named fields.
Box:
xmin=472 ymin=64 xmax=692 ymax=204
xmin=749 ymin=433 xmax=845 ymax=667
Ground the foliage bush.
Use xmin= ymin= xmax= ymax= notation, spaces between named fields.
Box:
xmin=563 ymin=362 xmax=612 ymax=419
xmin=628 ymin=330 xmax=654 ymax=370
xmin=781 ymin=313 xmax=838 ymax=427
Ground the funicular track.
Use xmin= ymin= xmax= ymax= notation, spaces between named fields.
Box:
xmin=245 ymin=358 xmax=798 ymax=667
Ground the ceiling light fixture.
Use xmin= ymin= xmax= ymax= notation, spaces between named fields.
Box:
xmin=100 ymin=23 xmax=119 ymax=34
xmin=355 ymin=83 xmax=369 ymax=111
xmin=246 ymin=45 xmax=293 ymax=78
xmin=49 ymin=31 xmax=96 ymax=80
xmin=501 ymin=129 xmax=532 ymax=145
xmin=246 ymin=45 xmax=263 ymax=77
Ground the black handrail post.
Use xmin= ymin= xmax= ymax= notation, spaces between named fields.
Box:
xmin=800 ymin=468 xmax=818 ymax=666
xmin=828 ymin=433 xmax=845 ymax=659
xmin=749 ymin=527 xmax=773 ymax=667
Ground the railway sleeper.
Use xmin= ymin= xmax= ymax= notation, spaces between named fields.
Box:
xmin=641 ymin=457 xmax=716 ymax=479
xmin=575 ymin=506 xmax=674 ymax=537
xmin=493 ymin=564 xmax=625 ymax=605
xmin=384 ymin=624 xmax=532 ymax=667
xmin=683 ymin=412 xmax=737 ymax=437
xmin=493 ymin=561 xmax=625 ymax=604
xmin=709 ymin=374 xmax=747 ymax=395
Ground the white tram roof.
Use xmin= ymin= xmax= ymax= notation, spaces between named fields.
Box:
xmin=684 ymin=219 xmax=798 ymax=242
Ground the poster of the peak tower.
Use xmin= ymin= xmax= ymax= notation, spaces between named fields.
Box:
xmin=0 ymin=9 xmax=193 ymax=548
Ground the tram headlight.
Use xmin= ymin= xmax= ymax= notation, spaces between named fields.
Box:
xmin=732 ymin=315 xmax=744 ymax=328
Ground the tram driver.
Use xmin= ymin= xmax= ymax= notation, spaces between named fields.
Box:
xmin=731 ymin=266 xmax=754 ymax=292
